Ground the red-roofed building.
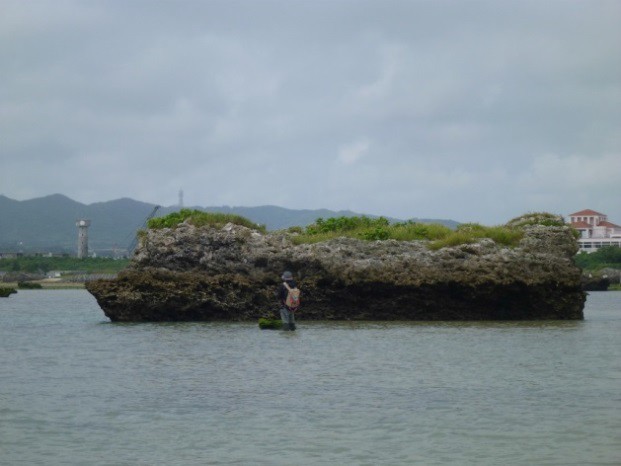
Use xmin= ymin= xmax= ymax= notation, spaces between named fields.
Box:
xmin=569 ymin=210 xmax=621 ymax=253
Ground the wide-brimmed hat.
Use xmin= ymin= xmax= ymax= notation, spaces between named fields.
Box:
xmin=281 ymin=271 xmax=293 ymax=280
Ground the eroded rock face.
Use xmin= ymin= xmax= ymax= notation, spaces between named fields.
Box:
xmin=86 ymin=219 xmax=586 ymax=321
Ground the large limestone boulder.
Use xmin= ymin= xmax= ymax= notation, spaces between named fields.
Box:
xmin=86 ymin=215 xmax=585 ymax=321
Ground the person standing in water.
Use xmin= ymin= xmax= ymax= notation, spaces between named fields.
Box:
xmin=278 ymin=271 xmax=300 ymax=331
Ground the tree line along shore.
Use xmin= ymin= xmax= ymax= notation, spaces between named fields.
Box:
xmin=0 ymin=257 xmax=129 ymax=290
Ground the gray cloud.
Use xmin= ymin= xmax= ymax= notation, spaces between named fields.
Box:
xmin=1 ymin=0 xmax=620 ymax=224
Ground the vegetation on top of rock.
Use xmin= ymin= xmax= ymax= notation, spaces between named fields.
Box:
xmin=428 ymin=224 xmax=524 ymax=250
xmin=147 ymin=209 xmax=267 ymax=233
xmin=506 ymin=212 xmax=581 ymax=240
xmin=291 ymin=215 xmax=531 ymax=249
xmin=506 ymin=212 xmax=566 ymax=228
xmin=292 ymin=216 xmax=452 ymax=244
xmin=305 ymin=216 xmax=392 ymax=235
xmin=430 ymin=213 xmax=573 ymax=249
xmin=142 ymin=210 xmax=573 ymax=252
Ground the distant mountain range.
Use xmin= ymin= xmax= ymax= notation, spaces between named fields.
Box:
xmin=0 ymin=194 xmax=459 ymax=256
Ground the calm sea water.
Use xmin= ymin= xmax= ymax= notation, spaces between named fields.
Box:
xmin=0 ymin=290 xmax=619 ymax=466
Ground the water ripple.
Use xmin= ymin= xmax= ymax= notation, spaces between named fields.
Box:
xmin=0 ymin=290 xmax=620 ymax=465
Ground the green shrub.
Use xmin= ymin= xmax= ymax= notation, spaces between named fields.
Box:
xmin=429 ymin=225 xmax=523 ymax=250
xmin=305 ymin=216 xmax=390 ymax=235
xmin=0 ymin=257 xmax=130 ymax=274
xmin=482 ymin=226 xmax=524 ymax=245
xmin=293 ymin=216 xmax=394 ymax=243
xmin=287 ymin=212 xmax=563 ymax=250
xmin=18 ymin=281 xmax=43 ymax=289
xmin=292 ymin=216 xmax=454 ymax=245
xmin=292 ymin=215 xmax=523 ymax=249
xmin=389 ymin=222 xmax=453 ymax=241
xmin=360 ymin=226 xmax=391 ymax=241
xmin=428 ymin=231 xmax=478 ymax=250
xmin=147 ymin=209 xmax=266 ymax=233
xmin=575 ymin=246 xmax=621 ymax=270
xmin=0 ymin=287 xmax=17 ymax=297
xmin=456 ymin=223 xmax=487 ymax=233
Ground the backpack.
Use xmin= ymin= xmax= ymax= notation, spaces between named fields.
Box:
xmin=283 ymin=282 xmax=301 ymax=310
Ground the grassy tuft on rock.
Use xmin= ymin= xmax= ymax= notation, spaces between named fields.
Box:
xmin=18 ymin=281 xmax=43 ymax=289
xmin=147 ymin=209 xmax=266 ymax=233
xmin=292 ymin=216 xmax=454 ymax=244
xmin=292 ymin=213 xmax=565 ymax=250
xmin=506 ymin=212 xmax=565 ymax=228
xmin=428 ymin=224 xmax=524 ymax=250
xmin=146 ymin=211 xmax=567 ymax=251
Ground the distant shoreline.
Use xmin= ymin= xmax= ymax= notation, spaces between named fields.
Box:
xmin=3 ymin=280 xmax=85 ymax=290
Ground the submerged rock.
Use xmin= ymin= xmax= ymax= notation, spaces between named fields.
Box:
xmin=581 ymin=275 xmax=610 ymax=291
xmin=86 ymin=215 xmax=586 ymax=322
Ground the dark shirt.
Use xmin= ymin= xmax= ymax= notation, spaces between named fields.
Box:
xmin=278 ymin=279 xmax=297 ymax=305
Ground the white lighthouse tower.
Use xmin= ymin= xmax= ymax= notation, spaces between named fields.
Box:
xmin=76 ymin=219 xmax=91 ymax=258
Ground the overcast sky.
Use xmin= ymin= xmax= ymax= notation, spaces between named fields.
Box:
xmin=1 ymin=0 xmax=620 ymax=224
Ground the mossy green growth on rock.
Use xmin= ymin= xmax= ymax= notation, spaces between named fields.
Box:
xmin=428 ymin=224 xmax=524 ymax=250
xmin=258 ymin=318 xmax=283 ymax=329
xmin=148 ymin=209 xmax=266 ymax=233
xmin=294 ymin=215 xmax=538 ymax=250
xmin=0 ymin=287 xmax=17 ymax=297
xmin=293 ymin=216 xmax=454 ymax=244
xmin=506 ymin=212 xmax=566 ymax=228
